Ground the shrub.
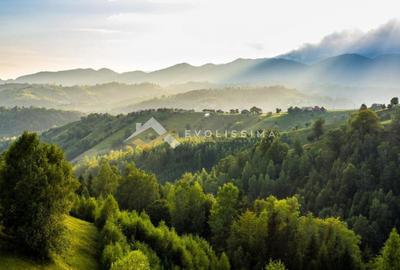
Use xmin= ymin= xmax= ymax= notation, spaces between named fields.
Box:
xmin=111 ymin=250 xmax=150 ymax=270
xmin=70 ymin=196 xmax=98 ymax=222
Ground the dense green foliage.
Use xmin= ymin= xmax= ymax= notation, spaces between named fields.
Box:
xmin=75 ymin=137 xmax=255 ymax=183
xmin=227 ymin=197 xmax=363 ymax=270
xmin=0 ymin=133 xmax=77 ymax=258
xmin=373 ymin=229 xmax=400 ymax=269
xmin=72 ymin=190 xmax=366 ymax=270
xmin=67 ymin=107 xmax=400 ymax=269
xmin=115 ymin=165 xmax=160 ymax=211
xmin=92 ymin=161 xmax=121 ymax=197
xmin=110 ymin=250 xmax=150 ymax=270
xmin=209 ymin=183 xmax=239 ymax=250
xmin=2 ymin=107 xmax=400 ymax=269
xmin=191 ymin=107 xmax=400 ymax=255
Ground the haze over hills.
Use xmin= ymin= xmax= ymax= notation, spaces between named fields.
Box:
xmin=0 ymin=83 xmax=349 ymax=114
xmin=0 ymin=107 xmax=83 ymax=137
xmin=0 ymin=82 xmax=168 ymax=113
xmin=11 ymin=58 xmax=284 ymax=86
xmin=5 ymin=53 xmax=399 ymax=106
xmin=117 ymin=86 xmax=352 ymax=113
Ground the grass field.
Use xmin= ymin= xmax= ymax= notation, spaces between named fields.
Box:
xmin=0 ymin=216 xmax=100 ymax=270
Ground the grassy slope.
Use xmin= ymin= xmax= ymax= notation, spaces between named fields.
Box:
xmin=0 ymin=216 xmax=100 ymax=270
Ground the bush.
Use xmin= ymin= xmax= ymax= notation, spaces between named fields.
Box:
xmin=70 ymin=196 xmax=98 ymax=222
xmin=111 ymin=250 xmax=150 ymax=270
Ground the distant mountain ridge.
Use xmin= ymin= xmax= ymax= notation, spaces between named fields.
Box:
xmin=12 ymin=58 xmax=274 ymax=86
xmin=11 ymin=53 xmax=400 ymax=89
xmin=307 ymin=54 xmax=398 ymax=84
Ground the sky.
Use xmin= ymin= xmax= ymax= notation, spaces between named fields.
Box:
xmin=1 ymin=0 xmax=400 ymax=79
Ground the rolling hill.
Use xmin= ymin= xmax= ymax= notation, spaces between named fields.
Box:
xmin=41 ymin=109 xmax=353 ymax=161
xmin=0 ymin=83 xmax=352 ymax=114
xmin=0 ymin=83 xmax=166 ymax=113
xmin=117 ymin=86 xmax=352 ymax=113
xmin=0 ymin=107 xmax=83 ymax=137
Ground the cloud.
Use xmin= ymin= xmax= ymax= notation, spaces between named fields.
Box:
xmin=280 ymin=20 xmax=400 ymax=63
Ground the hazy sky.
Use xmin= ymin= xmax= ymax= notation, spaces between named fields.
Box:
xmin=1 ymin=0 xmax=400 ymax=79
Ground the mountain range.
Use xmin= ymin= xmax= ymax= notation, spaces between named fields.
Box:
xmin=7 ymin=53 xmax=400 ymax=87
xmin=4 ymin=53 xmax=398 ymax=105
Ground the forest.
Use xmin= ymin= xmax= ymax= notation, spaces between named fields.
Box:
xmin=1 ymin=106 xmax=400 ymax=269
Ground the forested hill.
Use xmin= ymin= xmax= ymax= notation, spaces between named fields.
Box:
xmin=0 ymin=107 xmax=82 ymax=137
xmin=188 ymin=106 xmax=400 ymax=255
xmin=69 ymin=106 xmax=400 ymax=270
xmin=42 ymin=109 xmax=352 ymax=160
xmin=2 ymin=107 xmax=400 ymax=270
